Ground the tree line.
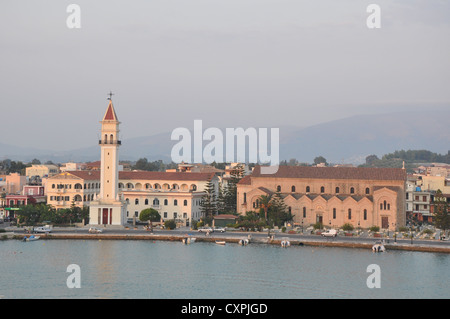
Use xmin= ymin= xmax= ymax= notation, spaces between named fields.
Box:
xmin=13 ymin=202 xmax=89 ymax=226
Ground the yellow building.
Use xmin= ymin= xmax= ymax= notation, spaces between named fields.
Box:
xmin=26 ymin=164 xmax=59 ymax=178
xmin=47 ymin=97 xmax=219 ymax=227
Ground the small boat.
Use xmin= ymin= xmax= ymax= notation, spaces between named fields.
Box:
xmin=215 ymin=241 xmax=226 ymax=245
xmin=182 ymin=237 xmax=196 ymax=244
xmin=372 ymin=241 xmax=386 ymax=252
xmin=23 ymin=235 xmax=40 ymax=242
xmin=239 ymin=239 xmax=249 ymax=246
xmin=281 ymin=240 xmax=290 ymax=248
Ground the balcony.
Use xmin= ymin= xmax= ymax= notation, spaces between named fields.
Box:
xmin=99 ymin=140 xmax=121 ymax=145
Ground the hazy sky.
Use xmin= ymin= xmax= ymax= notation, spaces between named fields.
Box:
xmin=1 ymin=0 xmax=449 ymax=151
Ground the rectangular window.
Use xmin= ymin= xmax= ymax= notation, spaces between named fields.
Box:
xmin=333 ymin=208 xmax=336 ymax=219
xmin=303 ymin=207 xmax=306 ymax=218
xmin=164 ymin=212 xmax=167 ymax=218
xmin=348 ymin=209 xmax=352 ymax=220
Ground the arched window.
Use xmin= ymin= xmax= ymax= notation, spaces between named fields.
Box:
xmin=380 ymin=203 xmax=383 ymax=210
xmin=383 ymin=200 xmax=387 ymax=210
xmin=164 ymin=199 xmax=168 ymax=205
xmin=52 ymin=184 xmax=55 ymax=189
xmin=333 ymin=208 xmax=336 ymax=219
xmin=276 ymin=185 xmax=281 ymax=192
xmin=335 ymin=187 xmax=340 ymax=194
xmin=291 ymin=186 xmax=296 ymax=192
xmin=104 ymin=134 xmax=108 ymax=143
xmin=350 ymin=187 xmax=355 ymax=194
xmin=365 ymin=188 xmax=370 ymax=195
xmin=306 ymin=186 xmax=310 ymax=193
xmin=135 ymin=198 xmax=139 ymax=205
xmin=348 ymin=208 xmax=352 ymax=219
xmin=303 ymin=207 xmax=307 ymax=218
xmin=174 ymin=199 xmax=178 ymax=206
xmin=364 ymin=209 xmax=367 ymax=220
xmin=320 ymin=186 xmax=325 ymax=193
xmin=145 ymin=199 xmax=149 ymax=205
xmin=153 ymin=198 xmax=159 ymax=206
xmin=183 ymin=200 xmax=188 ymax=206
xmin=110 ymin=134 xmax=114 ymax=143
xmin=126 ymin=198 xmax=130 ymax=204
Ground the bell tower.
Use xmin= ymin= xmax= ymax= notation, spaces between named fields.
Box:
xmin=89 ymin=93 xmax=127 ymax=227
xmin=99 ymin=96 xmax=120 ymax=202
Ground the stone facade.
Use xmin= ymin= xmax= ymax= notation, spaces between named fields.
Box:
xmin=237 ymin=165 xmax=407 ymax=230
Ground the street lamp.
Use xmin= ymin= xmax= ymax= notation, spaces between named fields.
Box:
xmin=301 ymin=219 xmax=304 ymax=234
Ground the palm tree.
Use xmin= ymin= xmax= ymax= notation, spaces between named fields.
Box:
xmin=258 ymin=194 xmax=273 ymax=223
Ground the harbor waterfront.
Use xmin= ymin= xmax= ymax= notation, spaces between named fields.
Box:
xmin=1 ymin=228 xmax=450 ymax=299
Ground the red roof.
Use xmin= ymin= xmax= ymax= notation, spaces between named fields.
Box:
xmin=60 ymin=170 xmax=215 ymax=182
xmin=103 ymin=100 xmax=118 ymax=121
xmin=240 ymin=165 xmax=407 ymax=182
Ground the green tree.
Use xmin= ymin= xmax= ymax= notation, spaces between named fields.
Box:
xmin=222 ymin=164 xmax=245 ymax=213
xmin=269 ymin=192 xmax=293 ymax=227
xmin=314 ymin=156 xmax=327 ymax=166
xmin=258 ymin=194 xmax=272 ymax=223
xmin=200 ymin=180 xmax=216 ymax=225
xmin=139 ymin=208 xmax=161 ymax=230
xmin=433 ymin=190 xmax=450 ymax=235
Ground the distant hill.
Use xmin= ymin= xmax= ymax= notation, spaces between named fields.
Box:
xmin=1 ymin=110 xmax=449 ymax=165
xmin=279 ymin=110 xmax=450 ymax=164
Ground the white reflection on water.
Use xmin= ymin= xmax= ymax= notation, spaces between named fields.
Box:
xmin=0 ymin=239 xmax=449 ymax=299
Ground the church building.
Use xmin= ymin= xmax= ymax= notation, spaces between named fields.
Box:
xmin=237 ymin=165 xmax=407 ymax=230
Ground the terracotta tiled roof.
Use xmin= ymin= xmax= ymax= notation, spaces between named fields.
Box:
xmin=249 ymin=165 xmax=406 ymax=181
xmin=50 ymin=170 xmax=215 ymax=182
xmin=237 ymin=175 xmax=252 ymax=185
xmin=119 ymin=171 xmax=215 ymax=181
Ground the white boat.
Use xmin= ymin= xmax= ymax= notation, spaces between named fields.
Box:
xmin=239 ymin=239 xmax=249 ymax=246
xmin=23 ymin=235 xmax=40 ymax=242
xmin=281 ymin=240 xmax=290 ymax=248
xmin=182 ymin=237 xmax=196 ymax=244
xmin=215 ymin=241 xmax=226 ymax=245
xmin=372 ymin=242 xmax=386 ymax=252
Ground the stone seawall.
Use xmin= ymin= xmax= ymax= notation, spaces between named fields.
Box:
xmin=14 ymin=233 xmax=450 ymax=254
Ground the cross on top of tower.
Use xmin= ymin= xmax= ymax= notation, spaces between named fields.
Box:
xmin=107 ymin=91 xmax=114 ymax=100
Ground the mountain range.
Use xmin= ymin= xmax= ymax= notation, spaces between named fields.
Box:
xmin=1 ymin=110 xmax=449 ymax=165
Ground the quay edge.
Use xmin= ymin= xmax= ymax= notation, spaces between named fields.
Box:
xmin=12 ymin=233 xmax=450 ymax=254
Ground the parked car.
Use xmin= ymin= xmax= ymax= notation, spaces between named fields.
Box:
xmin=214 ymin=227 xmax=226 ymax=233
xmin=198 ymin=227 xmax=214 ymax=233
xmin=89 ymin=227 xmax=103 ymax=233
xmin=33 ymin=225 xmax=52 ymax=233
xmin=322 ymin=229 xmax=338 ymax=237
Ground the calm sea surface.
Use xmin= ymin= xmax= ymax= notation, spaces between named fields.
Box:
xmin=0 ymin=239 xmax=449 ymax=299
